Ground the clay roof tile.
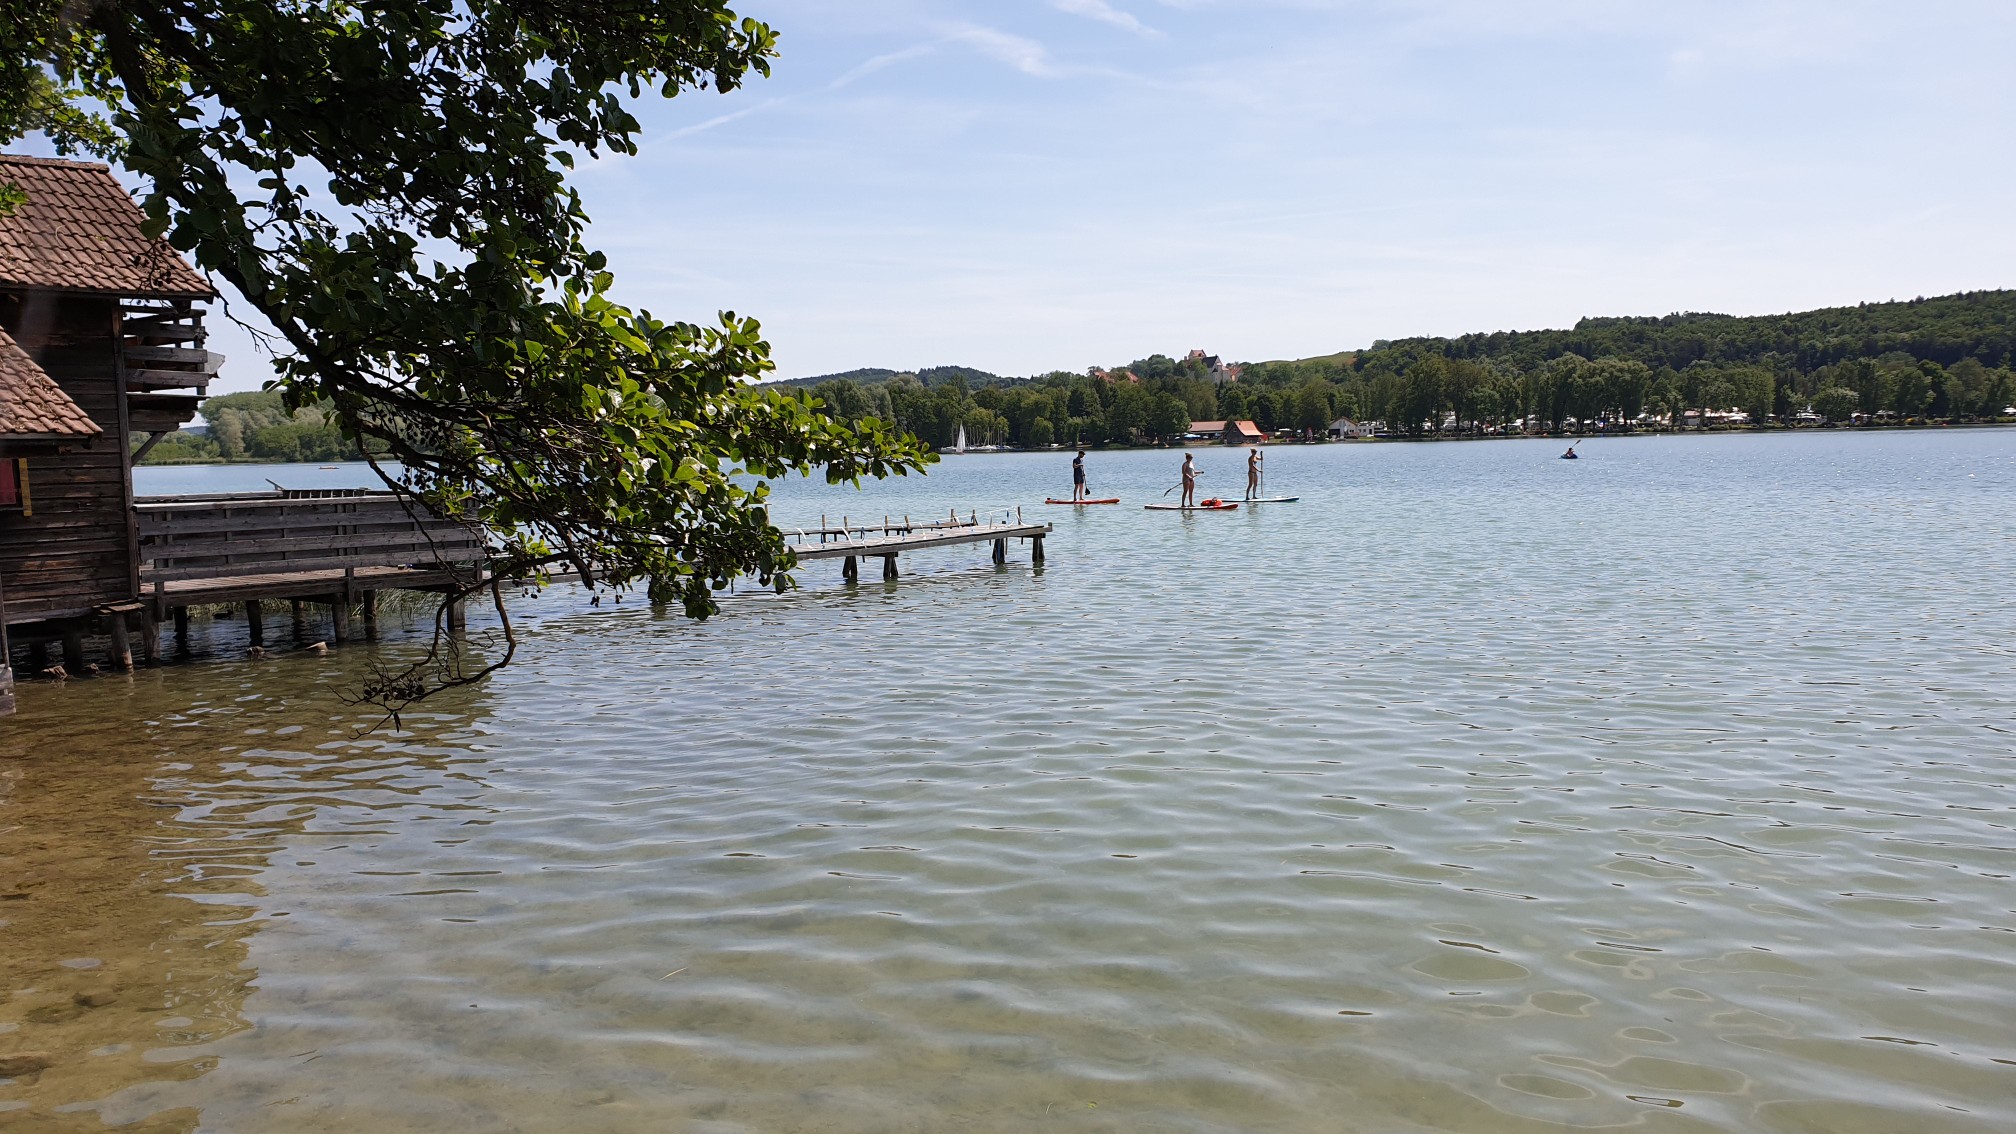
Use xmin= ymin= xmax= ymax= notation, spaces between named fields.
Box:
xmin=0 ymin=154 xmax=212 ymax=299
xmin=0 ymin=326 xmax=101 ymax=439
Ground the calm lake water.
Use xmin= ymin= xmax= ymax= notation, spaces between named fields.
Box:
xmin=5 ymin=431 xmax=2015 ymax=1132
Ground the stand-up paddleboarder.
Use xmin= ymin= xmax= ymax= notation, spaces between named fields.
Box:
xmin=1245 ymin=447 xmax=1263 ymax=499
xmin=1072 ymin=450 xmax=1088 ymax=501
xmin=1181 ymin=452 xmax=1199 ymax=507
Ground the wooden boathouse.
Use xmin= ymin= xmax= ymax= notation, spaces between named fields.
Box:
xmin=0 ymin=154 xmax=482 ymax=713
xmin=0 ymin=154 xmax=1051 ymax=716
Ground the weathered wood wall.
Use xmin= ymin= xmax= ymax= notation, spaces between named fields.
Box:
xmin=0 ymin=291 xmax=135 ymax=624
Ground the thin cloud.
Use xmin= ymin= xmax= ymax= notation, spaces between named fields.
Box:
xmin=942 ymin=23 xmax=1057 ymax=77
xmin=1054 ymin=0 xmax=1163 ymax=38
xmin=829 ymin=44 xmax=940 ymax=90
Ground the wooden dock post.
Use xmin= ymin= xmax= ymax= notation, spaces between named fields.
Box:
xmin=172 ymin=606 xmax=188 ymax=642
xmin=881 ymin=554 xmax=899 ymax=581
xmin=107 ymin=613 xmax=133 ymax=672
xmin=361 ymin=592 xmax=379 ymax=639
xmin=1031 ymin=534 xmax=1046 ymax=565
xmin=992 ymin=538 xmax=1006 ymax=564
xmin=330 ymin=596 xmax=350 ymax=644
xmin=244 ymin=602 xmax=265 ymax=648
xmin=138 ymin=610 xmax=160 ymax=666
xmin=447 ymin=597 xmax=467 ymax=635
xmin=290 ymin=599 xmax=306 ymax=641
xmin=61 ymin=627 xmax=85 ymax=675
xmin=842 ymin=556 xmax=858 ymax=583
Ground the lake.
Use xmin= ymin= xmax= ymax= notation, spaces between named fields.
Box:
xmin=4 ymin=430 xmax=2014 ymax=1132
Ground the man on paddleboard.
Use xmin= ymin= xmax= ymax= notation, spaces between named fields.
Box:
xmin=1180 ymin=452 xmax=1198 ymax=507
xmin=1072 ymin=450 xmax=1088 ymax=501
xmin=1245 ymin=447 xmax=1262 ymax=500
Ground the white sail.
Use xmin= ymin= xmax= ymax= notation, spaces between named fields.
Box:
xmin=955 ymin=424 xmax=968 ymax=453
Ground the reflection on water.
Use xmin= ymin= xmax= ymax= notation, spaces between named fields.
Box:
xmin=5 ymin=431 xmax=2016 ymax=1132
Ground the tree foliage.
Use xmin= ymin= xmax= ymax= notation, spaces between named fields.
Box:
xmin=792 ymin=292 xmax=2016 ymax=448
xmin=4 ymin=0 xmax=932 ymax=653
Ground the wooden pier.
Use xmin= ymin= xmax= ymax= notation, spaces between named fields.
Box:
xmin=788 ymin=509 xmax=1051 ymax=582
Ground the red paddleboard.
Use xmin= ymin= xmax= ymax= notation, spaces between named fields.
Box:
xmin=1144 ymin=500 xmax=1238 ymax=511
xmin=1046 ymin=498 xmax=1120 ymax=505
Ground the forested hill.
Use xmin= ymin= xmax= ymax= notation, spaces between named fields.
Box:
xmin=772 ymin=365 xmax=1010 ymax=389
xmin=1275 ymin=290 xmax=2016 ymax=377
xmin=783 ymin=289 xmax=2016 ymax=450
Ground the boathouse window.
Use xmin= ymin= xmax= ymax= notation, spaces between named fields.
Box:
xmin=0 ymin=458 xmax=28 ymax=515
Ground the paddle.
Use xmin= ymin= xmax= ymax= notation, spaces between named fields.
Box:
xmin=1161 ymin=469 xmax=1204 ymax=497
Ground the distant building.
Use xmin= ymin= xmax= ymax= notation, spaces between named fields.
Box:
xmin=1188 ymin=420 xmax=1264 ymax=444
xmin=1184 ymin=349 xmax=1243 ymax=384
xmin=1329 ymin=417 xmax=1373 ymax=439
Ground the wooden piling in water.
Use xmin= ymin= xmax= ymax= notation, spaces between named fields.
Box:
xmin=138 ymin=610 xmax=159 ymax=665
xmin=1031 ymin=534 xmax=1046 ymax=565
xmin=447 ymin=597 xmax=466 ymax=635
xmin=361 ymin=592 xmax=379 ymax=639
xmin=843 ymin=556 xmax=858 ymax=583
xmin=245 ymin=601 xmax=265 ymax=648
xmin=61 ymin=628 xmax=85 ymax=674
xmin=992 ymin=538 xmax=1006 ymax=564
xmin=330 ymin=596 xmax=350 ymax=644
xmin=882 ymin=555 xmax=899 ymax=581
xmin=107 ymin=614 xmax=133 ymax=672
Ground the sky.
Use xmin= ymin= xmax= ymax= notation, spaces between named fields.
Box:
xmin=95 ymin=0 xmax=2016 ymax=388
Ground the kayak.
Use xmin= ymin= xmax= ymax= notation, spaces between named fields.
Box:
xmin=1239 ymin=496 xmax=1300 ymax=503
xmin=1144 ymin=501 xmax=1239 ymax=511
xmin=1045 ymin=498 xmax=1121 ymax=505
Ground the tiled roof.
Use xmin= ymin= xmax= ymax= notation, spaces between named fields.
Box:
xmin=1230 ymin=420 xmax=1264 ymax=436
xmin=0 ymin=154 xmax=212 ymax=298
xmin=1190 ymin=420 xmax=1228 ymax=432
xmin=0 ymin=326 xmax=100 ymax=439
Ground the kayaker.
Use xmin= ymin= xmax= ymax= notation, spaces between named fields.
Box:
xmin=1072 ymin=450 xmax=1088 ymax=501
xmin=1561 ymin=444 xmax=1578 ymax=459
xmin=1180 ymin=453 xmax=1198 ymax=507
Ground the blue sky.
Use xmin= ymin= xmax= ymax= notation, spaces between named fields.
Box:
xmin=183 ymin=1 xmax=2016 ymax=385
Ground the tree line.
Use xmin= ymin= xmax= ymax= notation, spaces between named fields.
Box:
xmin=787 ymin=290 xmax=2016 ymax=448
xmin=138 ymin=390 xmax=380 ymax=464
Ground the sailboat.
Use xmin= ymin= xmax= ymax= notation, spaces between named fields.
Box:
xmin=954 ymin=424 xmax=968 ymax=454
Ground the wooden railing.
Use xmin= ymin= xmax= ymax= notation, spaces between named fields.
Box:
xmin=135 ymin=490 xmax=485 ymax=584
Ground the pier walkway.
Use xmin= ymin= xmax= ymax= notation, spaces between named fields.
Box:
xmin=787 ymin=508 xmax=1051 ymax=581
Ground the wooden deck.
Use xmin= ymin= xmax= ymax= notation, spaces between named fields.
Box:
xmin=149 ymin=564 xmax=471 ymax=606
xmin=787 ymin=512 xmax=1051 ymax=580
xmin=137 ymin=489 xmax=484 ymax=614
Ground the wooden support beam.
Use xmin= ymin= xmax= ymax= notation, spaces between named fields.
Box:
xmin=1031 ymin=534 xmax=1046 ymax=565
xmin=447 ymin=598 xmax=466 ymax=635
xmin=992 ymin=538 xmax=1006 ymax=564
xmin=61 ymin=628 xmax=85 ymax=675
xmin=330 ymin=596 xmax=350 ymax=644
xmin=139 ymin=610 xmax=160 ymax=665
xmin=361 ymin=592 xmax=378 ymax=639
xmin=291 ymin=600 xmax=306 ymax=642
xmin=245 ymin=601 xmax=265 ymax=647
xmin=173 ymin=607 xmax=188 ymax=640
xmin=881 ymin=555 xmax=899 ymax=581
xmin=842 ymin=556 xmax=858 ymax=583
xmin=27 ymin=641 xmax=48 ymax=672
xmin=107 ymin=614 xmax=133 ymax=672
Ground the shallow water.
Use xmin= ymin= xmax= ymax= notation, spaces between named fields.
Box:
xmin=6 ymin=430 xmax=2016 ymax=1132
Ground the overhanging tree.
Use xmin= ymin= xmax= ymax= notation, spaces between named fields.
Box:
xmin=3 ymin=0 xmax=932 ymax=709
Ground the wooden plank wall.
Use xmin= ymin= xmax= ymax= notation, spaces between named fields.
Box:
xmin=0 ymin=292 xmax=135 ymax=625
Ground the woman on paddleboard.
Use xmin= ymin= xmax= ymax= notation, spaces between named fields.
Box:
xmin=1245 ymin=447 xmax=1262 ymax=500
xmin=1180 ymin=453 xmax=1198 ymax=507
xmin=1072 ymin=450 xmax=1088 ymax=501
